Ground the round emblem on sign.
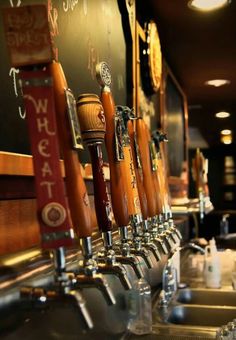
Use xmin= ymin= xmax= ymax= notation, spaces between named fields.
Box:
xmin=41 ymin=202 xmax=66 ymax=227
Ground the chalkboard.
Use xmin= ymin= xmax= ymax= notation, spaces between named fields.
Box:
xmin=0 ymin=0 xmax=127 ymax=158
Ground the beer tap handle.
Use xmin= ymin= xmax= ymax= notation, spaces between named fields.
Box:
xmin=76 ymin=94 xmax=133 ymax=290
xmin=127 ymin=119 xmax=148 ymax=220
xmin=96 ymin=62 xmax=130 ymax=229
xmin=152 ymin=131 xmax=172 ymax=214
xmin=49 ymin=61 xmax=92 ymax=238
xmin=146 ymin=127 xmax=164 ymax=216
xmin=115 ymin=106 xmax=142 ymax=219
xmin=76 ymin=94 xmax=112 ymax=234
xmin=136 ymin=118 xmax=157 ymax=218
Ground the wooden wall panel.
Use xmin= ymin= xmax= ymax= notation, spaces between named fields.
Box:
xmin=0 ymin=199 xmax=40 ymax=255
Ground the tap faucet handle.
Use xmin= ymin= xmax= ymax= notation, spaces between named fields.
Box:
xmin=96 ymin=63 xmax=130 ymax=229
xmin=77 ymin=94 xmax=106 ymax=144
xmin=49 ymin=61 xmax=93 ymax=239
xmin=136 ymin=118 xmax=157 ymax=218
xmin=77 ymin=94 xmax=113 ymax=234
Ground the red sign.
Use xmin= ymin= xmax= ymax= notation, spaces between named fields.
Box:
xmin=20 ymin=67 xmax=74 ymax=249
xmin=2 ymin=5 xmax=53 ymax=67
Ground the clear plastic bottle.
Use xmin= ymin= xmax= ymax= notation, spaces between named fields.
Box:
xmin=204 ymin=238 xmax=221 ymax=288
xmin=127 ymin=278 xmax=152 ymax=335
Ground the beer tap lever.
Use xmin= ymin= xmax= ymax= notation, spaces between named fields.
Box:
xmin=95 ymin=61 xmax=145 ymax=278
xmin=77 ymin=94 xmax=132 ymax=290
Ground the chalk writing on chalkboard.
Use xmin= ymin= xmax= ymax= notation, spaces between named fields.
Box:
xmin=0 ymin=0 xmax=127 ymax=155
xmin=8 ymin=0 xmax=26 ymax=120
xmin=63 ymin=0 xmax=79 ymax=13
xmin=87 ymin=37 xmax=100 ymax=80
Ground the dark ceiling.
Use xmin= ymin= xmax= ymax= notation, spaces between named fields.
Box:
xmin=139 ymin=0 xmax=236 ymax=148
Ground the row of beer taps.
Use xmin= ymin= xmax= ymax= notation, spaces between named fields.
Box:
xmin=19 ymin=61 xmax=182 ymax=330
xmin=2 ymin=4 xmax=182 ymax=331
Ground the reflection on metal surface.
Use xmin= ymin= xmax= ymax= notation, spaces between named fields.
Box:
xmin=176 ymin=288 xmax=236 ymax=306
xmin=167 ymin=304 xmax=236 ymax=327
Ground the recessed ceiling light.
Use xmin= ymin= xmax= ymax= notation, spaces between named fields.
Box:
xmin=215 ymin=111 xmax=230 ymax=118
xmin=188 ymin=0 xmax=231 ymax=11
xmin=205 ymin=79 xmax=230 ymax=87
xmin=221 ymin=134 xmax=232 ymax=144
xmin=221 ymin=129 xmax=232 ymax=135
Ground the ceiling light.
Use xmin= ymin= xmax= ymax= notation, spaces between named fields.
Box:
xmin=220 ymin=130 xmax=232 ymax=144
xmin=221 ymin=129 xmax=232 ymax=135
xmin=221 ymin=134 xmax=232 ymax=144
xmin=215 ymin=111 xmax=230 ymax=118
xmin=205 ymin=79 xmax=230 ymax=87
xmin=188 ymin=0 xmax=231 ymax=11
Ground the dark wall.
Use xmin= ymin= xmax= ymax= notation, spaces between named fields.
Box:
xmin=0 ymin=0 xmax=127 ymax=161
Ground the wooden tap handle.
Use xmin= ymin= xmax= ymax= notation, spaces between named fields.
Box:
xmin=127 ymin=120 xmax=148 ymax=219
xmin=192 ymin=148 xmax=204 ymax=193
xmin=76 ymin=94 xmax=106 ymax=144
xmin=136 ymin=118 xmax=157 ymax=218
xmin=49 ymin=61 xmax=92 ymax=238
xmin=146 ymin=128 xmax=164 ymax=215
xmin=88 ymin=144 xmax=113 ymax=232
xmin=99 ymin=91 xmax=129 ymax=227
xmin=157 ymin=142 xmax=172 ymax=212
xmin=122 ymin=144 xmax=142 ymax=216
xmin=77 ymin=95 xmax=113 ymax=232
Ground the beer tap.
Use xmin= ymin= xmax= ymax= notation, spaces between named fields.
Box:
xmin=95 ymin=61 xmax=151 ymax=273
xmin=191 ymin=148 xmax=209 ymax=223
xmin=117 ymin=105 xmax=162 ymax=264
xmin=2 ymin=4 xmax=94 ymax=328
xmin=136 ymin=117 xmax=171 ymax=254
xmin=148 ymin=133 xmax=178 ymax=250
xmin=152 ymin=131 xmax=182 ymax=241
xmin=49 ymin=61 xmax=116 ymax=305
xmin=76 ymin=94 xmax=132 ymax=290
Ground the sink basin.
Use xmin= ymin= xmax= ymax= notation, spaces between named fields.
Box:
xmin=167 ymin=305 xmax=236 ymax=327
xmin=176 ymin=288 xmax=236 ymax=306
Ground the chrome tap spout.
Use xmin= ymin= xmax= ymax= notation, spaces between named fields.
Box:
xmin=97 ymin=262 xmax=132 ymax=290
xmin=114 ymin=254 xmax=144 ymax=279
xmin=130 ymin=246 xmax=154 ymax=269
xmin=75 ymin=272 xmax=116 ymax=305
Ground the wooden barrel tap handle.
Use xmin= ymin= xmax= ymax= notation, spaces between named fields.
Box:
xmin=77 ymin=94 xmax=113 ymax=233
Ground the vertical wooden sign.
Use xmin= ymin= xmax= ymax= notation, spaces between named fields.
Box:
xmin=2 ymin=5 xmax=74 ymax=249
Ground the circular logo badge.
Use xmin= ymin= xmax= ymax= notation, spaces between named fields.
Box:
xmin=41 ymin=202 xmax=66 ymax=227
